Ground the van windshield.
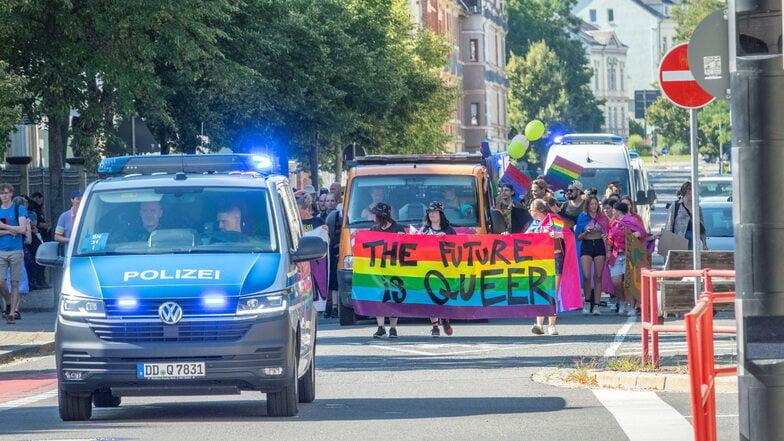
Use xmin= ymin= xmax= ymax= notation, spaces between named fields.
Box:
xmin=576 ymin=168 xmax=631 ymax=197
xmin=346 ymin=174 xmax=480 ymax=227
xmin=73 ymin=187 xmax=277 ymax=256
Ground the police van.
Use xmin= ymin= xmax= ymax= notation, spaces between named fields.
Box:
xmin=37 ymin=154 xmax=326 ymax=420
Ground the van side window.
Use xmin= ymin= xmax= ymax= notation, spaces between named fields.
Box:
xmin=277 ymin=186 xmax=301 ymax=250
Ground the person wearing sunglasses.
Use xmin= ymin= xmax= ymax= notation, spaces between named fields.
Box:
xmin=417 ymin=201 xmax=457 ymax=336
xmin=559 ymin=180 xmax=585 ymax=230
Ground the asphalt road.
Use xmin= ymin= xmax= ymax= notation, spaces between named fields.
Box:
xmin=0 ymin=166 xmax=741 ymax=441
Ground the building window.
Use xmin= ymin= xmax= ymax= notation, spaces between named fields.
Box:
xmin=662 ymin=36 xmax=668 ymax=53
xmin=593 ymin=61 xmax=600 ymax=90
xmin=589 ymin=9 xmax=597 ymax=22
xmin=619 ymin=62 xmax=625 ymax=92
xmin=620 ymin=107 xmax=626 ymax=132
xmin=495 ymin=35 xmax=500 ymax=66
xmin=607 ymin=58 xmax=617 ymax=91
xmin=470 ymin=103 xmax=480 ymax=126
xmin=607 ymin=9 xmax=614 ymax=22
xmin=469 ymin=39 xmax=479 ymax=62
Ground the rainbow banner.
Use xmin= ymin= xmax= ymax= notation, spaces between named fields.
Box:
xmin=351 ymin=231 xmax=558 ymax=319
xmin=546 ymin=156 xmax=583 ymax=190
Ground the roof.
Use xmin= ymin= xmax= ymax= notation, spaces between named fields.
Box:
xmin=350 ymin=163 xmax=483 ymax=176
xmin=630 ymin=0 xmax=671 ymax=18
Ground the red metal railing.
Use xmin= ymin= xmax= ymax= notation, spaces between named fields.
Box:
xmin=640 ymin=269 xmax=736 ymax=366
xmin=685 ymin=287 xmax=737 ymax=441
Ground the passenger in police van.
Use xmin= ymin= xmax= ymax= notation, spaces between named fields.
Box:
xmin=112 ymin=201 xmax=164 ymax=243
xmin=209 ymin=203 xmax=249 ymax=243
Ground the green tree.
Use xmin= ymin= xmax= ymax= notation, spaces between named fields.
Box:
xmin=697 ymin=100 xmax=730 ymax=162
xmin=506 ymin=0 xmax=603 ymax=132
xmin=629 ymin=119 xmax=646 ymax=138
xmin=672 ymin=0 xmax=725 ymax=43
xmin=0 ymin=61 xmax=25 ymax=151
xmin=645 ymin=96 xmax=689 ymax=147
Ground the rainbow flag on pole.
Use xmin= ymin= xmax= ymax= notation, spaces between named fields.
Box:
xmin=500 ymin=164 xmax=533 ymax=199
xmin=545 ymin=156 xmax=583 ymax=190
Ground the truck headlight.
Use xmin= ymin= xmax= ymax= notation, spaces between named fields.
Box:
xmin=60 ymin=293 xmax=106 ymax=318
xmin=343 ymin=256 xmax=353 ymax=270
xmin=237 ymin=292 xmax=287 ymax=316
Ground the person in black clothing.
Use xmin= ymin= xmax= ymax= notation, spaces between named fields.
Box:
xmin=417 ymin=201 xmax=456 ymax=336
xmin=369 ymin=202 xmax=406 ymax=338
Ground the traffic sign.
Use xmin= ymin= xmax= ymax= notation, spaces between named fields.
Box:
xmin=687 ymin=9 xmax=730 ymax=100
xmin=658 ymin=43 xmax=715 ymax=109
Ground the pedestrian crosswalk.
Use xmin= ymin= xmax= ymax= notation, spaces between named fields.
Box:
xmin=617 ymin=332 xmax=737 ymax=358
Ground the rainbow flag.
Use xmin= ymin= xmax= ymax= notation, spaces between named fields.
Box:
xmin=545 ymin=214 xmax=565 ymax=234
xmin=500 ymin=164 xmax=532 ymax=199
xmin=546 ymin=156 xmax=583 ymax=190
xmin=351 ymin=231 xmax=558 ymax=319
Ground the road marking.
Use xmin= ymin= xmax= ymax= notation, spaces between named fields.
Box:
xmin=593 ymin=389 xmax=693 ymax=441
xmin=0 ymin=388 xmax=57 ymax=412
xmin=604 ymin=316 xmax=637 ymax=357
xmin=369 ymin=344 xmax=519 ymax=356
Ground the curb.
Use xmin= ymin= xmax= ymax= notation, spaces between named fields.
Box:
xmin=532 ymin=367 xmax=738 ymax=393
xmin=592 ymin=369 xmax=737 ymax=393
xmin=0 ymin=341 xmax=55 ymax=365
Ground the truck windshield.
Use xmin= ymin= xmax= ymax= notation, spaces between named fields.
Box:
xmin=346 ymin=174 xmax=480 ymax=227
xmin=73 ymin=187 xmax=277 ymax=256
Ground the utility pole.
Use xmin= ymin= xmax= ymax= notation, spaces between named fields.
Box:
xmin=730 ymin=0 xmax=784 ymax=439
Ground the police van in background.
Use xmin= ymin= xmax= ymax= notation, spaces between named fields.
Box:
xmin=545 ymin=134 xmax=656 ymax=230
xmin=37 ymin=154 xmax=326 ymax=420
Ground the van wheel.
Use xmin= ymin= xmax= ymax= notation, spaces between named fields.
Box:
xmin=58 ymin=388 xmax=92 ymax=421
xmin=93 ymin=389 xmax=121 ymax=408
xmin=267 ymin=351 xmax=299 ymax=416
xmin=298 ymin=355 xmax=316 ymax=403
xmin=338 ymin=302 xmax=357 ymax=326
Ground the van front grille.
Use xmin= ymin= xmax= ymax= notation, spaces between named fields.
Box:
xmin=88 ymin=319 xmax=251 ymax=343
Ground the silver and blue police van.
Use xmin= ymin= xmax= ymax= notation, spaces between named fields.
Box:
xmin=36 ymin=154 xmax=326 ymax=420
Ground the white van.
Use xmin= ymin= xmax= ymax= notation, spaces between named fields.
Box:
xmin=544 ymin=134 xmax=656 ymax=228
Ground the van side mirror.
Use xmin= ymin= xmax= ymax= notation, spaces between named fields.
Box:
xmin=647 ymin=189 xmax=657 ymax=205
xmin=291 ymin=236 xmax=327 ymax=262
xmin=490 ymin=210 xmax=508 ymax=234
xmin=36 ymin=241 xmax=64 ymax=267
xmin=636 ymin=190 xmax=648 ymax=205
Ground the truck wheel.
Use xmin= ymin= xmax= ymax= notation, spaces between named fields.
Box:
xmin=298 ymin=356 xmax=316 ymax=403
xmin=267 ymin=352 xmax=299 ymax=416
xmin=93 ymin=389 xmax=121 ymax=408
xmin=58 ymin=388 xmax=92 ymax=421
xmin=338 ymin=302 xmax=357 ymax=326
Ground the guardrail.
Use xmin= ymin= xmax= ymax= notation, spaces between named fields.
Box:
xmin=640 ymin=268 xmax=736 ymax=367
xmin=685 ymin=282 xmax=737 ymax=441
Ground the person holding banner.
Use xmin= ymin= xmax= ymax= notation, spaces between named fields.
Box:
xmin=527 ymin=198 xmax=565 ymax=336
xmin=604 ymin=201 xmax=647 ymax=316
xmin=575 ymin=195 xmax=610 ymax=315
xmin=417 ymin=201 xmax=457 ymax=337
xmin=368 ymin=202 xmax=407 ymax=338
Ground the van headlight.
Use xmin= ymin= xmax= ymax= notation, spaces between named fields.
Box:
xmin=343 ymin=255 xmax=353 ymax=270
xmin=60 ymin=293 xmax=106 ymax=318
xmin=237 ymin=292 xmax=288 ymax=316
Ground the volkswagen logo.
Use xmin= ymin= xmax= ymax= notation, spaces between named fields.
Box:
xmin=158 ymin=302 xmax=183 ymax=325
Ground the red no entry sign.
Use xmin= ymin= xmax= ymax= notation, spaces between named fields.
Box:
xmin=659 ymin=43 xmax=714 ymax=109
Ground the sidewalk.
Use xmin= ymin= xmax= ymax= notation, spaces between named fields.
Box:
xmin=0 ymin=309 xmax=56 ymax=364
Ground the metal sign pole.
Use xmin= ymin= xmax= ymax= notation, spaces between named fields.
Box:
xmin=690 ymin=108 xmax=702 ymax=302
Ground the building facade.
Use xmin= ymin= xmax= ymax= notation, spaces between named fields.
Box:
xmin=408 ymin=0 xmax=509 ymax=153
xmin=577 ymin=22 xmax=632 ymax=137
xmin=572 ymin=0 xmax=676 ymax=128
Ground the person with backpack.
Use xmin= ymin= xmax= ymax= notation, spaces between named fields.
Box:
xmin=664 ymin=181 xmax=708 ymax=251
xmin=0 ymin=183 xmax=28 ymax=324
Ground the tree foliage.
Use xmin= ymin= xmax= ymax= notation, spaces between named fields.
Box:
xmin=671 ymin=0 xmax=726 ymax=44
xmin=506 ymin=0 xmax=603 ymax=133
xmin=0 ymin=0 xmax=454 ymax=205
xmin=0 ymin=61 xmax=25 ymax=150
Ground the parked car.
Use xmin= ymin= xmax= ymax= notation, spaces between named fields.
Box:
xmin=700 ymin=199 xmax=734 ymax=251
xmin=698 ymin=174 xmax=733 ymax=201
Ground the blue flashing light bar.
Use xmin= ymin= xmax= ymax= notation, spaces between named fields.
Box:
xmin=557 ymin=134 xmax=624 ymax=145
xmin=98 ymin=154 xmax=277 ymax=176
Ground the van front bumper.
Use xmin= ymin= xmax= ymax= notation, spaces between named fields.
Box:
xmin=56 ymin=313 xmax=296 ymax=396
xmin=337 ymin=269 xmax=354 ymax=309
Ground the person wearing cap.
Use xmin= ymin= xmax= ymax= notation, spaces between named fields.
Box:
xmin=559 ymin=180 xmax=585 ymax=230
xmin=368 ymin=202 xmax=406 ymax=338
xmin=0 ymin=183 xmax=28 ymax=324
xmin=55 ymin=190 xmax=83 ymax=243
xmin=417 ymin=201 xmax=457 ymax=337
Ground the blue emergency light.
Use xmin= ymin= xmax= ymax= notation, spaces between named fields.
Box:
xmin=98 ymin=154 xmax=277 ymax=176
